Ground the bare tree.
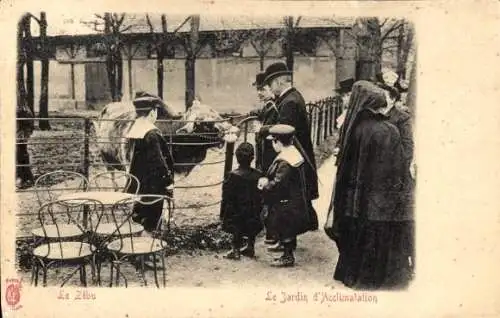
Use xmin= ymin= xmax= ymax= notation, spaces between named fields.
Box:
xmin=39 ymin=12 xmax=50 ymax=130
xmin=145 ymin=14 xmax=190 ymax=99
xmin=82 ymin=13 xmax=139 ymax=102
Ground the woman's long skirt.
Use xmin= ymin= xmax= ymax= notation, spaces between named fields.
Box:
xmin=333 ymin=217 xmax=414 ymax=290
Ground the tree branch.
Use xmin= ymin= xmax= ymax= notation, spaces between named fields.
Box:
xmin=295 ymin=16 xmax=302 ymax=28
xmin=172 ymin=16 xmax=191 ymax=34
xmin=27 ymin=13 xmax=41 ymax=25
xmin=382 ymin=44 xmax=399 ymax=50
xmin=381 ymin=20 xmax=404 ymax=42
xmin=118 ymin=13 xmax=125 ymax=27
xmin=145 ymin=14 xmax=154 ymax=32
xmin=380 ymin=18 xmax=388 ymax=28
xmin=120 ymin=24 xmax=138 ymax=33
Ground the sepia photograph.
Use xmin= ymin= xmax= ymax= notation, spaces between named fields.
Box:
xmin=3 ymin=1 xmax=499 ymax=317
xmin=13 ymin=12 xmax=416 ymax=291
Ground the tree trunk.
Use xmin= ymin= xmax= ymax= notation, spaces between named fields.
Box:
xmin=259 ymin=54 xmax=265 ymax=71
xmin=127 ymin=56 xmax=133 ymax=100
xmin=17 ymin=16 xmax=27 ymax=110
xmin=396 ymin=22 xmax=405 ymax=79
xmin=284 ymin=16 xmax=294 ymax=84
xmin=39 ymin=12 xmax=50 ymax=130
xmin=116 ymin=52 xmax=123 ymax=101
xmin=185 ymin=15 xmax=200 ymax=109
xmin=406 ymin=56 xmax=417 ymax=119
xmin=104 ymin=13 xmax=117 ymax=101
xmin=354 ymin=17 xmax=382 ymax=81
xmin=185 ymin=57 xmax=195 ymax=108
xmin=70 ymin=63 xmax=76 ymax=108
xmin=25 ymin=18 xmax=34 ymax=114
xmin=399 ymin=22 xmax=414 ymax=80
xmin=159 ymin=14 xmax=167 ymax=100
xmin=157 ymin=55 xmax=164 ymax=99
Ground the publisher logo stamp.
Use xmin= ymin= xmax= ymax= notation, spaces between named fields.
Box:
xmin=5 ymin=279 xmax=22 ymax=310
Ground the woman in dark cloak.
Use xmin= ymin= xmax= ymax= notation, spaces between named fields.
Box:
xmin=126 ymin=96 xmax=175 ymax=233
xmin=329 ymin=81 xmax=413 ymax=290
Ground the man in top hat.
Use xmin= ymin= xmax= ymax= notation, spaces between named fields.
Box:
xmin=334 ymin=77 xmax=355 ymax=129
xmin=252 ymin=72 xmax=279 ymax=172
xmin=258 ymin=62 xmax=319 ymax=240
xmin=258 ymin=124 xmax=315 ymax=267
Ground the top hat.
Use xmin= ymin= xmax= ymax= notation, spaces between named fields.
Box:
xmin=335 ymin=78 xmax=355 ymax=94
xmin=252 ymin=72 xmax=267 ymax=89
xmin=266 ymin=124 xmax=296 ymax=140
xmin=262 ymin=62 xmax=293 ymax=85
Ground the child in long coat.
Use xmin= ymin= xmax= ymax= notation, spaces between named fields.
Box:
xmin=259 ymin=125 xmax=313 ymax=267
xmin=220 ymin=142 xmax=263 ymax=260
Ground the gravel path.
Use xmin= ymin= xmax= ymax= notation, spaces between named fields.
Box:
xmin=17 ymin=155 xmax=343 ymax=289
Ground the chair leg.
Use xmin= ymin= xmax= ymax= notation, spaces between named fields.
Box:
xmin=114 ymin=261 xmax=121 ymax=287
xmin=90 ymin=255 xmax=97 ymax=286
xmin=109 ymin=261 xmax=114 ymax=288
xmin=153 ymin=254 xmax=159 ymax=288
xmin=81 ymin=264 xmax=87 ymax=287
xmin=161 ymin=254 xmax=166 ymax=288
xmin=42 ymin=266 xmax=48 ymax=287
xmin=61 ymin=266 xmax=81 ymax=287
xmin=32 ymin=261 xmax=39 ymax=287
xmin=140 ymin=256 xmax=147 ymax=287
xmin=30 ymin=262 xmax=36 ymax=286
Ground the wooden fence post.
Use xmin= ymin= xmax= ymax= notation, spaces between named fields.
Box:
xmin=83 ymin=118 xmax=91 ymax=182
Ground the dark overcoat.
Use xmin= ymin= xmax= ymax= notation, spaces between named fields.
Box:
xmin=387 ymin=105 xmax=415 ymax=222
xmin=387 ymin=106 xmax=413 ymax=169
xmin=257 ymin=88 xmax=319 ymax=201
xmin=254 ymin=100 xmax=279 ymax=172
xmin=126 ymin=129 xmax=175 ymax=231
xmin=220 ymin=167 xmax=264 ymax=237
xmin=262 ymin=148 xmax=313 ymax=240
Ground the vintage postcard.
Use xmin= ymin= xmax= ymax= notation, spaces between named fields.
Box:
xmin=1 ymin=0 xmax=499 ymax=317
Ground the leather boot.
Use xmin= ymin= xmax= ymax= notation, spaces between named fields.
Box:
xmin=270 ymin=242 xmax=295 ymax=267
xmin=224 ymin=234 xmax=241 ymax=260
xmin=240 ymin=237 xmax=256 ymax=258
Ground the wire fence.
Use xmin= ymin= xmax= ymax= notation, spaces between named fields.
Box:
xmin=15 ymin=96 xmax=343 ymax=238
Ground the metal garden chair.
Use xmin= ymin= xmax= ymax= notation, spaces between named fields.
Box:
xmin=30 ymin=198 xmax=105 ymax=287
xmin=34 ymin=170 xmax=89 ymax=206
xmin=89 ymin=171 xmax=143 ymax=238
xmin=97 ymin=194 xmax=173 ymax=288
xmin=31 ymin=171 xmax=90 ymax=243
xmin=91 ymin=171 xmax=140 ymax=194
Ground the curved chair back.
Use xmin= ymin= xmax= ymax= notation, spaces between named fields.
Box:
xmin=35 ymin=198 xmax=105 ymax=259
xmin=91 ymin=171 xmax=140 ymax=194
xmin=34 ymin=170 xmax=89 ymax=206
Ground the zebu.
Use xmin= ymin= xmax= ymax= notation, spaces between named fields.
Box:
xmin=94 ymin=98 xmax=235 ymax=176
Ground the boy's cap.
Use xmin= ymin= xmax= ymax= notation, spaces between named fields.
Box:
xmin=266 ymin=124 xmax=296 ymax=140
xmin=132 ymin=91 xmax=165 ymax=110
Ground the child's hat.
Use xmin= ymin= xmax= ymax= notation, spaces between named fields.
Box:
xmin=266 ymin=124 xmax=296 ymax=140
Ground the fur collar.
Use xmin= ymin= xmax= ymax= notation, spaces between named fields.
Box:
xmin=274 ymin=145 xmax=304 ymax=167
xmin=126 ymin=119 xmax=159 ymax=139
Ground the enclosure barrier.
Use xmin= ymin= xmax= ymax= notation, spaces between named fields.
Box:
xmin=15 ymin=96 xmax=342 ymax=238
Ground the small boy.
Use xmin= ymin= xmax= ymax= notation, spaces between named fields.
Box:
xmin=220 ymin=142 xmax=264 ymax=260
